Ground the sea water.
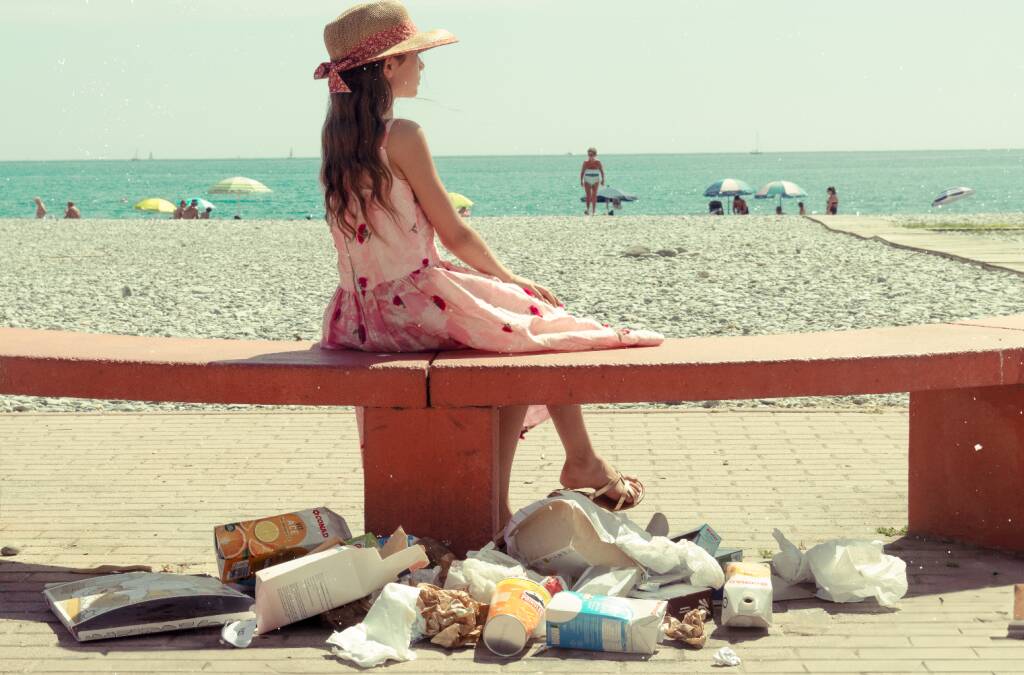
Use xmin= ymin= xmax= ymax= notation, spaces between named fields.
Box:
xmin=1 ymin=149 xmax=1021 ymax=220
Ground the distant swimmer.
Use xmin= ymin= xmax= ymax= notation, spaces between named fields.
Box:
xmin=33 ymin=197 xmax=47 ymax=219
xmin=173 ymin=200 xmax=186 ymax=219
xmin=579 ymin=147 xmax=604 ymax=216
xmin=826 ymin=186 xmax=839 ymax=215
xmin=183 ymin=199 xmax=200 ymax=220
xmin=64 ymin=201 xmax=81 ymax=219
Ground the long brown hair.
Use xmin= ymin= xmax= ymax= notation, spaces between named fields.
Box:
xmin=320 ymin=57 xmax=405 ymax=238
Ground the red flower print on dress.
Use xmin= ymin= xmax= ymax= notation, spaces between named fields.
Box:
xmin=393 ymin=295 xmax=403 ymax=306
xmin=432 ymin=295 xmax=447 ymax=311
xmin=529 ymin=305 xmax=541 ymax=316
xmin=356 ymin=325 xmax=367 ymax=343
xmin=421 ymin=258 xmax=429 ymax=268
xmin=522 ymin=287 xmax=535 ymax=297
xmin=502 ymin=323 xmax=513 ymax=333
xmin=358 ymin=277 xmax=368 ymax=289
xmin=356 ymin=223 xmax=371 ymax=244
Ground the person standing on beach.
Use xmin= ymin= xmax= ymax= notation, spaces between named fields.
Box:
xmin=826 ymin=187 xmax=839 ymax=215
xmin=579 ymin=147 xmax=604 ymax=216
xmin=314 ymin=0 xmax=660 ymax=528
xmin=33 ymin=197 xmax=47 ymax=219
xmin=64 ymin=202 xmax=81 ymax=219
xmin=798 ymin=201 xmax=806 ymax=215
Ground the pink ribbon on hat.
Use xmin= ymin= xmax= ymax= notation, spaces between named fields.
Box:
xmin=314 ymin=20 xmax=418 ymax=93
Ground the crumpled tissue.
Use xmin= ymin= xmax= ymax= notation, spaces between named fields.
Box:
xmin=444 ymin=544 xmax=542 ymax=603
xmin=771 ymin=528 xmax=907 ymax=608
xmin=713 ymin=646 xmax=742 ymax=666
xmin=327 ymin=583 xmax=423 ymax=668
xmin=418 ymin=584 xmax=488 ymax=648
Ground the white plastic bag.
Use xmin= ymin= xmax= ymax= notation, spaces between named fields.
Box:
xmin=771 ymin=529 xmax=907 ymax=608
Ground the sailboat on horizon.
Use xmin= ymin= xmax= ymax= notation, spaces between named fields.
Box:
xmin=750 ymin=132 xmax=762 ymax=155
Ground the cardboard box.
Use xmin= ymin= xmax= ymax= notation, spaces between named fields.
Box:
xmin=546 ymin=592 xmax=666 ymax=654
xmin=214 ymin=507 xmax=352 ymax=582
xmin=254 ymin=544 xmax=428 ymax=633
xmin=43 ymin=572 xmax=254 ymax=642
xmin=629 ymin=583 xmax=712 ymax=619
xmin=507 ymin=500 xmax=635 ymax=580
xmin=670 ymin=524 xmax=721 ymax=555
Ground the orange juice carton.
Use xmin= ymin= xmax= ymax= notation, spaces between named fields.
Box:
xmin=213 ymin=507 xmax=352 ymax=582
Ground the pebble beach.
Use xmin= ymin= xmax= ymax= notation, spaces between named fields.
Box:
xmin=3 ymin=214 xmax=1024 ymax=413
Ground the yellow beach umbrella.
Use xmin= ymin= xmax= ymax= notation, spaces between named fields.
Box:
xmin=133 ymin=197 xmax=176 ymax=214
xmin=448 ymin=192 xmax=473 ymax=210
xmin=208 ymin=177 xmax=271 ymax=217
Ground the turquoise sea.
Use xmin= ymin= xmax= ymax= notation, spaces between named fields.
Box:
xmin=2 ymin=149 xmax=1022 ymax=220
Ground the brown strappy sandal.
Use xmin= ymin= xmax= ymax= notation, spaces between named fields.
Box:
xmin=571 ymin=472 xmax=645 ymax=512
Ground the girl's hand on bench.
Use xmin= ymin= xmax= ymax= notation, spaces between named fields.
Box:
xmin=507 ymin=274 xmax=560 ymax=308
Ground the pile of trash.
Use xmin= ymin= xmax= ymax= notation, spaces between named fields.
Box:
xmin=40 ymin=493 xmax=912 ymax=666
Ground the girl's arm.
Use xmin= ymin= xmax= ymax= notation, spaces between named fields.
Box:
xmin=598 ymin=161 xmax=605 ymax=185
xmin=580 ymin=163 xmax=586 ymax=186
xmin=387 ymin=120 xmax=559 ymax=306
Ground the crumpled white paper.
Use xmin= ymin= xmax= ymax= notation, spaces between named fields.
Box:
xmin=444 ymin=543 xmax=543 ymax=603
xmin=504 ymin=491 xmax=725 ymax=589
xmin=771 ymin=528 xmax=908 ymax=608
xmin=712 ymin=646 xmax=742 ymax=666
xmin=221 ymin=616 xmax=257 ymax=649
xmin=326 ymin=583 xmax=424 ymax=668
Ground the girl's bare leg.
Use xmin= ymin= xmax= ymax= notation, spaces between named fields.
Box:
xmin=548 ymin=404 xmax=639 ymax=504
xmin=497 ymin=405 xmax=529 ymax=529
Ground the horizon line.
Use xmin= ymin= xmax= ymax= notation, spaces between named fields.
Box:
xmin=2 ymin=146 xmax=1023 ymax=163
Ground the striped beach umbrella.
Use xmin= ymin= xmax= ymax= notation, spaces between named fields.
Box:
xmin=133 ymin=197 xmax=175 ymax=214
xmin=755 ymin=180 xmax=807 ymax=208
xmin=208 ymin=177 xmax=271 ymax=217
xmin=187 ymin=197 xmax=216 ymax=211
xmin=703 ymin=178 xmax=754 ymax=198
xmin=932 ymin=186 xmax=975 ymax=207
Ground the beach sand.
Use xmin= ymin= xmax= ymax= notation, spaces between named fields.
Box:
xmin=3 ymin=215 xmax=1024 ymax=412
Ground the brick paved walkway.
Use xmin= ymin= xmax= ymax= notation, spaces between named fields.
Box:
xmin=2 ymin=409 xmax=1022 ymax=673
xmin=807 ymin=215 xmax=1024 ymax=275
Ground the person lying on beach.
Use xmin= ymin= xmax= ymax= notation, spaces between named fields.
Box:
xmin=314 ymin=0 xmax=661 ymax=529
xmin=580 ymin=147 xmax=604 ymax=216
xmin=33 ymin=197 xmax=47 ymax=219
xmin=64 ymin=202 xmax=81 ymax=219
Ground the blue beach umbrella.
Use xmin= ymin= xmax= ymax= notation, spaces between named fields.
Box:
xmin=932 ymin=186 xmax=975 ymax=207
xmin=580 ymin=186 xmax=638 ymax=203
xmin=187 ymin=197 xmax=216 ymax=211
xmin=703 ymin=178 xmax=754 ymax=198
xmin=755 ymin=180 xmax=807 ymax=207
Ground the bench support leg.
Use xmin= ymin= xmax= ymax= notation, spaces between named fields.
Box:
xmin=909 ymin=384 xmax=1024 ymax=552
xmin=361 ymin=406 xmax=499 ymax=557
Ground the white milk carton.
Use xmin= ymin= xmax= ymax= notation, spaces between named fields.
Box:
xmin=545 ymin=591 xmax=666 ymax=654
xmin=720 ymin=562 xmax=773 ymax=628
xmin=254 ymin=544 xmax=428 ymax=633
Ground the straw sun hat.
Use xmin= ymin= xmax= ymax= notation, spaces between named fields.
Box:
xmin=314 ymin=0 xmax=457 ymax=93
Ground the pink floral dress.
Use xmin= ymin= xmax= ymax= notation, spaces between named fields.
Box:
xmin=320 ymin=120 xmax=663 ymax=429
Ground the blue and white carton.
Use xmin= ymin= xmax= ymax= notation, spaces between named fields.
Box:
xmin=545 ymin=591 xmax=667 ymax=654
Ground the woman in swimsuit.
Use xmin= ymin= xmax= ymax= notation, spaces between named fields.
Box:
xmin=826 ymin=186 xmax=839 ymax=215
xmin=580 ymin=147 xmax=604 ymax=216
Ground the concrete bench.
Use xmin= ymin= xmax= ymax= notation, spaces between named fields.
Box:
xmin=2 ymin=317 xmax=1023 ymax=556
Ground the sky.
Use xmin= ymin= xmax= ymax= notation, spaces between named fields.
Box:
xmin=2 ymin=0 xmax=1023 ymax=160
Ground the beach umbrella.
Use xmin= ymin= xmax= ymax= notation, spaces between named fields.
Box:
xmin=932 ymin=186 xmax=975 ymax=207
xmin=208 ymin=177 xmax=271 ymax=217
xmin=448 ymin=192 xmax=474 ymax=210
xmin=703 ymin=178 xmax=754 ymax=198
xmin=187 ymin=197 xmax=216 ymax=211
xmin=133 ymin=197 xmax=175 ymax=214
xmin=755 ymin=180 xmax=807 ymax=208
xmin=579 ymin=186 xmax=639 ymax=203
